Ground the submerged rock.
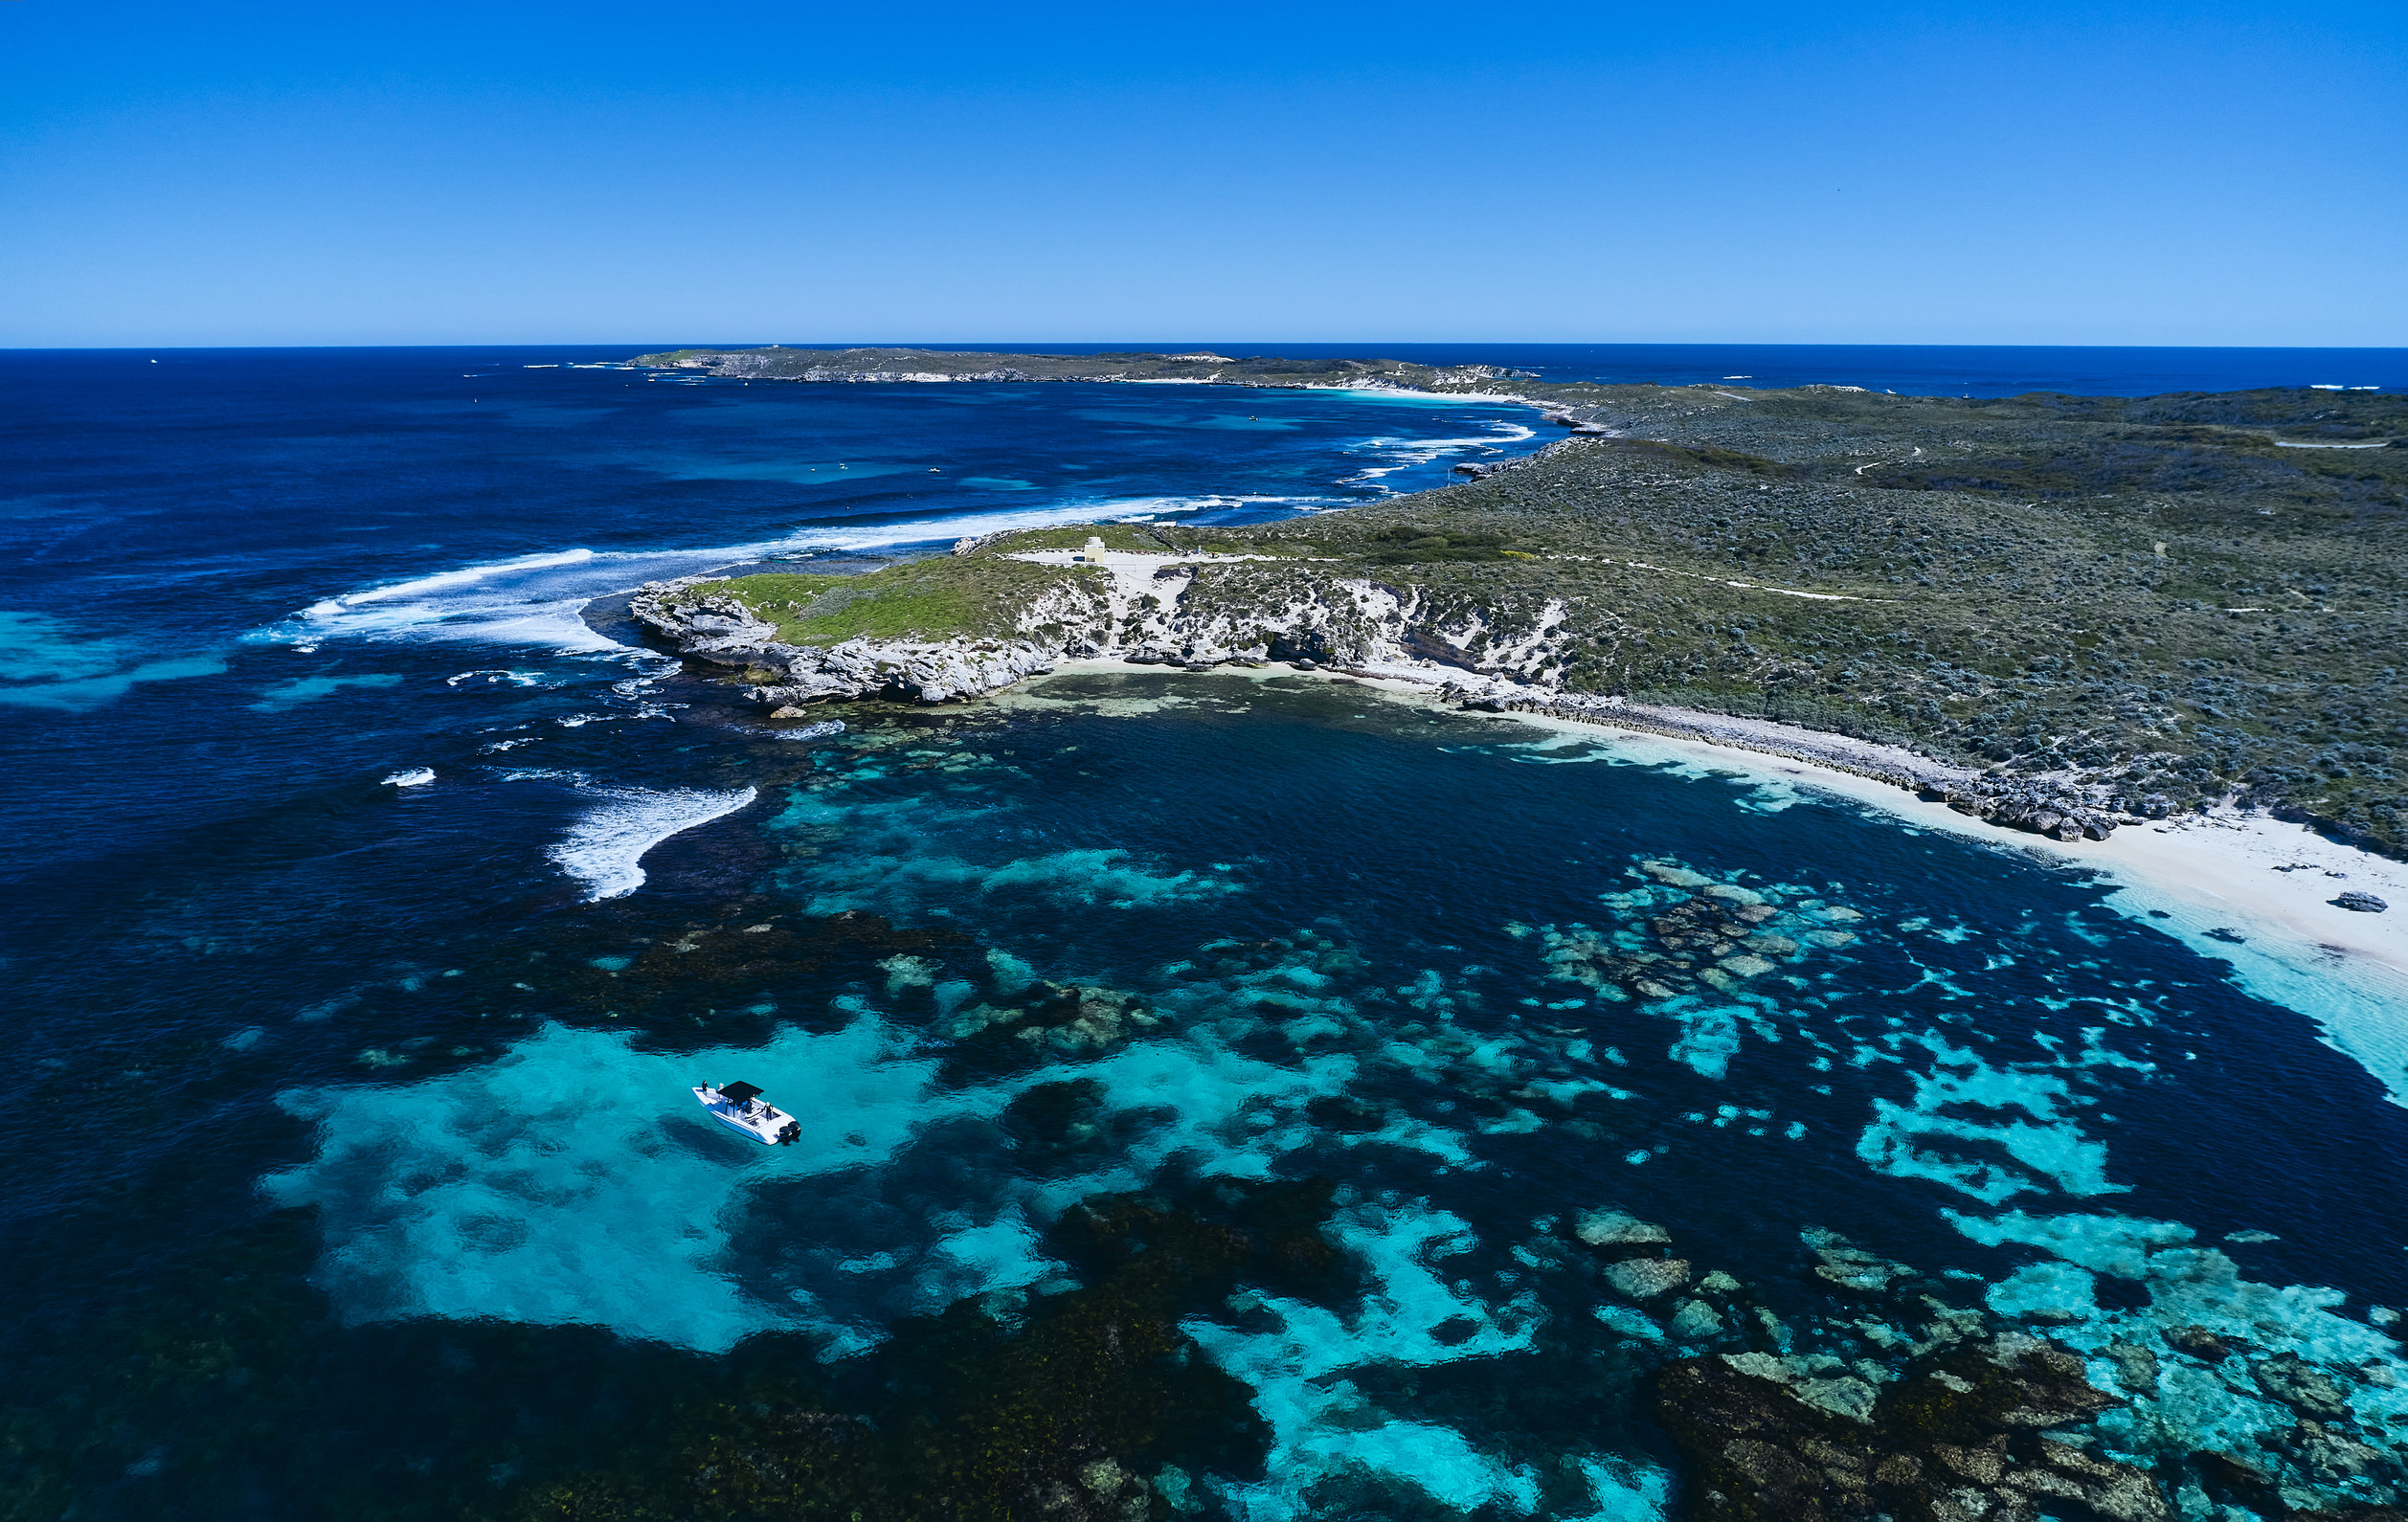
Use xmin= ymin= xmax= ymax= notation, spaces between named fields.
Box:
xmin=2254 ymin=1352 xmax=2355 ymax=1421
xmin=1577 ymin=1210 xmax=1673 ymax=1248
xmin=2104 ymin=1340 xmax=2161 ymax=1395
xmin=963 ymin=982 xmax=1158 ymax=1055
xmin=1794 ymin=1374 xmax=1879 ymax=1423
xmin=1672 ymin=1299 xmax=1727 ymax=1339
xmin=1654 ymin=1337 xmax=2166 ymax=1522
xmin=1540 ymin=862 xmax=1863 ymax=1018
xmin=1642 ymin=862 xmax=1716 ymax=889
xmin=1605 ymin=1258 xmax=1692 ymax=1300
xmin=2164 ymin=1323 xmax=2239 ymax=1362
xmin=1805 ymin=1229 xmax=1913 ymax=1295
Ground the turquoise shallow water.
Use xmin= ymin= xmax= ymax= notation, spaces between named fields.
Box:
xmin=6 ymin=349 xmax=2408 ymax=1519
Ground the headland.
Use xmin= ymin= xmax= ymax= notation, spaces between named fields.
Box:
xmin=622 ymin=346 xmax=2408 ymax=967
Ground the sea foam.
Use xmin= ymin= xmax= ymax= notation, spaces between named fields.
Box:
xmin=265 ymin=499 xmax=1227 ymax=657
xmin=551 ymin=784 xmax=756 ymax=900
xmin=1343 ymin=420 xmax=1539 ymax=484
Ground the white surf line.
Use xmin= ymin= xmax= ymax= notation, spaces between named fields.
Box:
xmin=1344 ymin=419 xmax=1542 ymax=482
xmin=2274 ymin=440 xmax=2394 ymax=448
xmin=272 ymin=500 xmax=1249 ymax=655
xmin=549 ymin=784 xmax=757 ymax=901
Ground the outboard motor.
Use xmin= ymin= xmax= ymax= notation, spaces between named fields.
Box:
xmin=777 ymin=1121 xmax=800 ymax=1146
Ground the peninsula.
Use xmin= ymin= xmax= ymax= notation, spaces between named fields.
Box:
xmin=630 ymin=347 xmax=2408 ymax=860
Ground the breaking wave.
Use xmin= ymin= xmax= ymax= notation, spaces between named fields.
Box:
xmin=549 ymin=784 xmax=757 ymax=900
xmin=261 ymin=498 xmax=1289 ymax=657
xmin=1344 ymin=419 xmax=1539 ymax=484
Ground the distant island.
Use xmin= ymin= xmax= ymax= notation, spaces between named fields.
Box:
xmin=631 ymin=345 xmax=1533 ymax=392
xmin=630 ymin=347 xmax=2408 ymax=857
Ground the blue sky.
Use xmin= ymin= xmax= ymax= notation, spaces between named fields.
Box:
xmin=3 ymin=1 xmax=2401 ymax=347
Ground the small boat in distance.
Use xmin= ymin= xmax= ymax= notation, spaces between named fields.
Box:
xmin=694 ymin=1080 xmax=800 ymax=1146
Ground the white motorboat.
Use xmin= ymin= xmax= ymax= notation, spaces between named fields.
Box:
xmin=694 ymin=1080 xmax=800 ymax=1146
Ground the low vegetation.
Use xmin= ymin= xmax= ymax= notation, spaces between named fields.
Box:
xmin=1216 ymin=383 xmax=2407 ymax=849
xmin=659 ymin=559 xmax=1087 ymax=646
xmin=641 ymin=355 xmax=2408 ymax=853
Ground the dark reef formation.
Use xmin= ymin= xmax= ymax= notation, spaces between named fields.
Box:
xmin=499 ymin=1177 xmax=1337 ymax=1522
xmin=1654 ymin=1338 xmax=2166 ymax=1522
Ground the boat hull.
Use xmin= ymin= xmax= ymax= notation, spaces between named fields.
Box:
xmin=693 ymin=1086 xmax=798 ymax=1146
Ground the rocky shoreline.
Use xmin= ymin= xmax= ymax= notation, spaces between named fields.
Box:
xmin=1440 ymin=683 xmax=2154 ymax=843
xmin=629 ymin=579 xmax=1065 ymax=707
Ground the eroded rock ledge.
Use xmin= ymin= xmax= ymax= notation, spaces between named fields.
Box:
xmin=630 ymin=579 xmax=1062 ymax=706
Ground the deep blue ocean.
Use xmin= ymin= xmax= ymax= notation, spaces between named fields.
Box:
xmin=5 ymin=347 xmax=2408 ymax=1521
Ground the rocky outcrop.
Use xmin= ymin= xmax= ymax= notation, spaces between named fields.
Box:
xmin=745 ymin=639 xmax=1061 ymax=708
xmin=1935 ymin=781 xmax=2125 ymax=841
xmin=630 ymin=579 xmax=1059 ymax=706
xmin=632 ymin=589 xmax=785 ymax=666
